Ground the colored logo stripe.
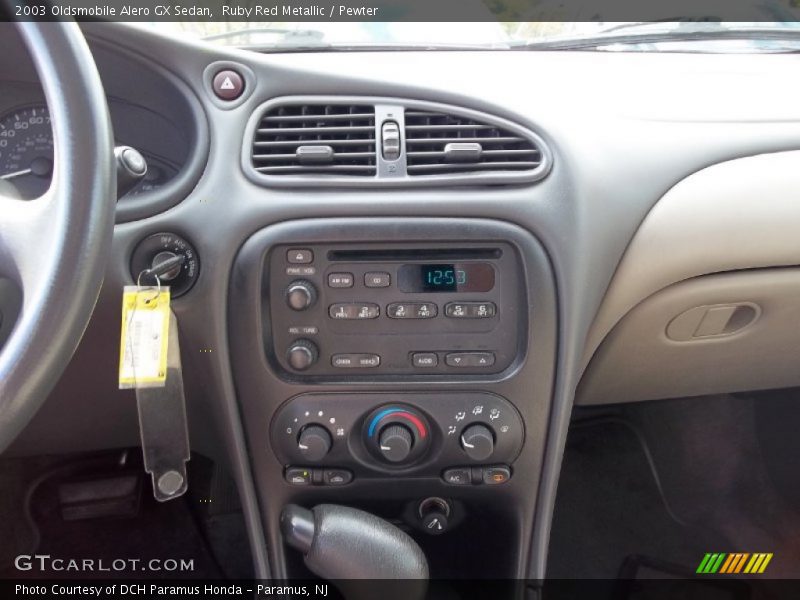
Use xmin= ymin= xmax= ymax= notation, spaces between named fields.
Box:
xmin=697 ymin=553 xmax=726 ymax=574
xmin=697 ymin=552 xmax=773 ymax=574
xmin=720 ymin=553 xmax=749 ymax=573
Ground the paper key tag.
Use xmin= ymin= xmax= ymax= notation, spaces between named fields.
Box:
xmin=119 ymin=285 xmax=171 ymax=389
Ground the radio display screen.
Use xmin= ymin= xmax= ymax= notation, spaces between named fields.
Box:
xmin=398 ymin=263 xmax=495 ymax=293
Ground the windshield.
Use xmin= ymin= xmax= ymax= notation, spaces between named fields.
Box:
xmin=137 ymin=21 xmax=800 ymax=52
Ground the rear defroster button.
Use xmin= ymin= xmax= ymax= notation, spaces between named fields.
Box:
xmin=483 ymin=465 xmax=511 ymax=485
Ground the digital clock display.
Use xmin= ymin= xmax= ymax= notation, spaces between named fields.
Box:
xmin=398 ymin=263 xmax=495 ymax=293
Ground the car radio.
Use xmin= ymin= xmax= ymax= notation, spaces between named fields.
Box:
xmin=265 ymin=242 xmax=527 ymax=378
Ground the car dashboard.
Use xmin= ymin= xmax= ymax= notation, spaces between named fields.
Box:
xmin=2 ymin=21 xmax=800 ymax=583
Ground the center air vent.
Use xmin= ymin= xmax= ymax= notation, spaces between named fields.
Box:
xmin=404 ymin=110 xmax=542 ymax=176
xmin=252 ymin=104 xmax=376 ymax=176
xmin=245 ymin=97 xmax=551 ymax=186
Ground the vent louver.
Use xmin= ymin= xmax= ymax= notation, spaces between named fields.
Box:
xmin=252 ymin=104 xmax=377 ymax=176
xmin=404 ymin=110 xmax=542 ymax=176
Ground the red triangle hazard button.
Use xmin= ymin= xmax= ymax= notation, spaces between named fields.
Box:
xmin=212 ymin=70 xmax=244 ymax=100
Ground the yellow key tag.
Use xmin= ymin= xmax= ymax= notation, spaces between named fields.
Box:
xmin=119 ymin=285 xmax=171 ymax=389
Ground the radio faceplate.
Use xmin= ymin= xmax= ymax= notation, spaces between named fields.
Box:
xmin=266 ymin=242 xmax=526 ymax=379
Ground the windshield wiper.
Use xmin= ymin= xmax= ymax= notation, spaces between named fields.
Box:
xmin=202 ymin=27 xmax=327 ymax=46
xmin=514 ymin=25 xmax=800 ymax=51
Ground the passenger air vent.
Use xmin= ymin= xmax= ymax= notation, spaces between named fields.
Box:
xmin=251 ymin=104 xmax=377 ymax=176
xmin=404 ymin=110 xmax=542 ymax=176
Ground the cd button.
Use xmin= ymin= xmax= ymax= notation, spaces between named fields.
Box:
xmin=364 ymin=272 xmax=391 ymax=288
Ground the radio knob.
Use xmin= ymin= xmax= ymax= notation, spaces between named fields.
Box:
xmin=297 ymin=425 xmax=332 ymax=462
xmin=287 ymin=339 xmax=318 ymax=371
xmin=460 ymin=424 xmax=495 ymax=461
xmin=286 ymin=280 xmax=317 ymax=311
xmin=378 ymin=424 xmax=414 ymax=463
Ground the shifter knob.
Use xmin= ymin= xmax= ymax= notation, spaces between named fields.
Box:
xmin=281 ymin=504 xmax=429 ymax=600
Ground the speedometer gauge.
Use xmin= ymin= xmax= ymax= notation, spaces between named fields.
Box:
xmin=0 ymin=105 xmax=53 ymax=200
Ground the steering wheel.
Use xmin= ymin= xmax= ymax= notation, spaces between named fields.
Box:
xmin=0 ymin=22 xmax=115 ymax=452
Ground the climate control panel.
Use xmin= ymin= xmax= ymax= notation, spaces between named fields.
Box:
xmin=271 ymin=392 xmax=524 ymax=482
xmin=266 ymin=242 xmax=526 ymax=378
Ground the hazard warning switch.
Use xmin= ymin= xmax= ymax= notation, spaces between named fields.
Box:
xmin=212 ymin=69 xmax=245 ymax=100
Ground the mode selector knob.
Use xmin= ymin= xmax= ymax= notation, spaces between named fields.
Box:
xmin=378 ymin=424 xmax=414 ymax=463
xmin=287 ymin=280 xmax=317 ymax=311
xmin=460 ymin=424 xmax=495 ymax=461
xmin=297 ymin=425 xmax=332 ymax=462
xmin=287 ymin=339 xmax=318 ymax=371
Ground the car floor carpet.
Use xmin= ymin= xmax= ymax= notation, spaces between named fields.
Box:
xmin=0 ymin=453 xmax=225 ymax=580
xmin=631 ymin=393 xmax=800 ymax=579
xmin=547 ymin=417 xmax=721 ymax=580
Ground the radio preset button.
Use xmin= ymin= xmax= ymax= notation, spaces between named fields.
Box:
xmin=332 ymin=353 xmax=381 ymax=368
xmin=412 ymin=353 xmax=438 ymax=367
xmin=287 ymin=248 xmax=313 ymax=264
xmin=445 ymin=352 xmax=496 ymax=368
xmin=329 ymin=303 xmax=380 ymax=319
xmin=365 ymin=272 xmax=391 ymax=288
xmin=328 ymin=273 xmax=354 ymax=288
xmin=387 ymin=302 xmax=438 ymax=319
xmin=445 ymin=302 xmax=496 ymax=319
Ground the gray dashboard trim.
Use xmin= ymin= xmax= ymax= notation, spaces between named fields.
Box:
xmin=84 ymin=34 xmax=211 ymax=224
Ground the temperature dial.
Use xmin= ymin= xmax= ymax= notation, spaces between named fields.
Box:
xmin=378 ymin=424 xmax=413 ymax=463
xmin=364 ymin=405 xmax=431 ymax=466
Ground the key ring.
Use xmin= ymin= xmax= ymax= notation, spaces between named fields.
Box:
xmin=136 ymin=270 xmax=161 ymax=304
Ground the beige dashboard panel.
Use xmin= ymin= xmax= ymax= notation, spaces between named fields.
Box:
xmin=578 ymin=269 xmax=800 ymax=405
xmin=583 ymin=150 xmax=800 ymax=380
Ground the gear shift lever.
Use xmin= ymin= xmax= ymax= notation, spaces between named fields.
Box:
xmin=281 ymin=504 xmax=429 ymax=600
